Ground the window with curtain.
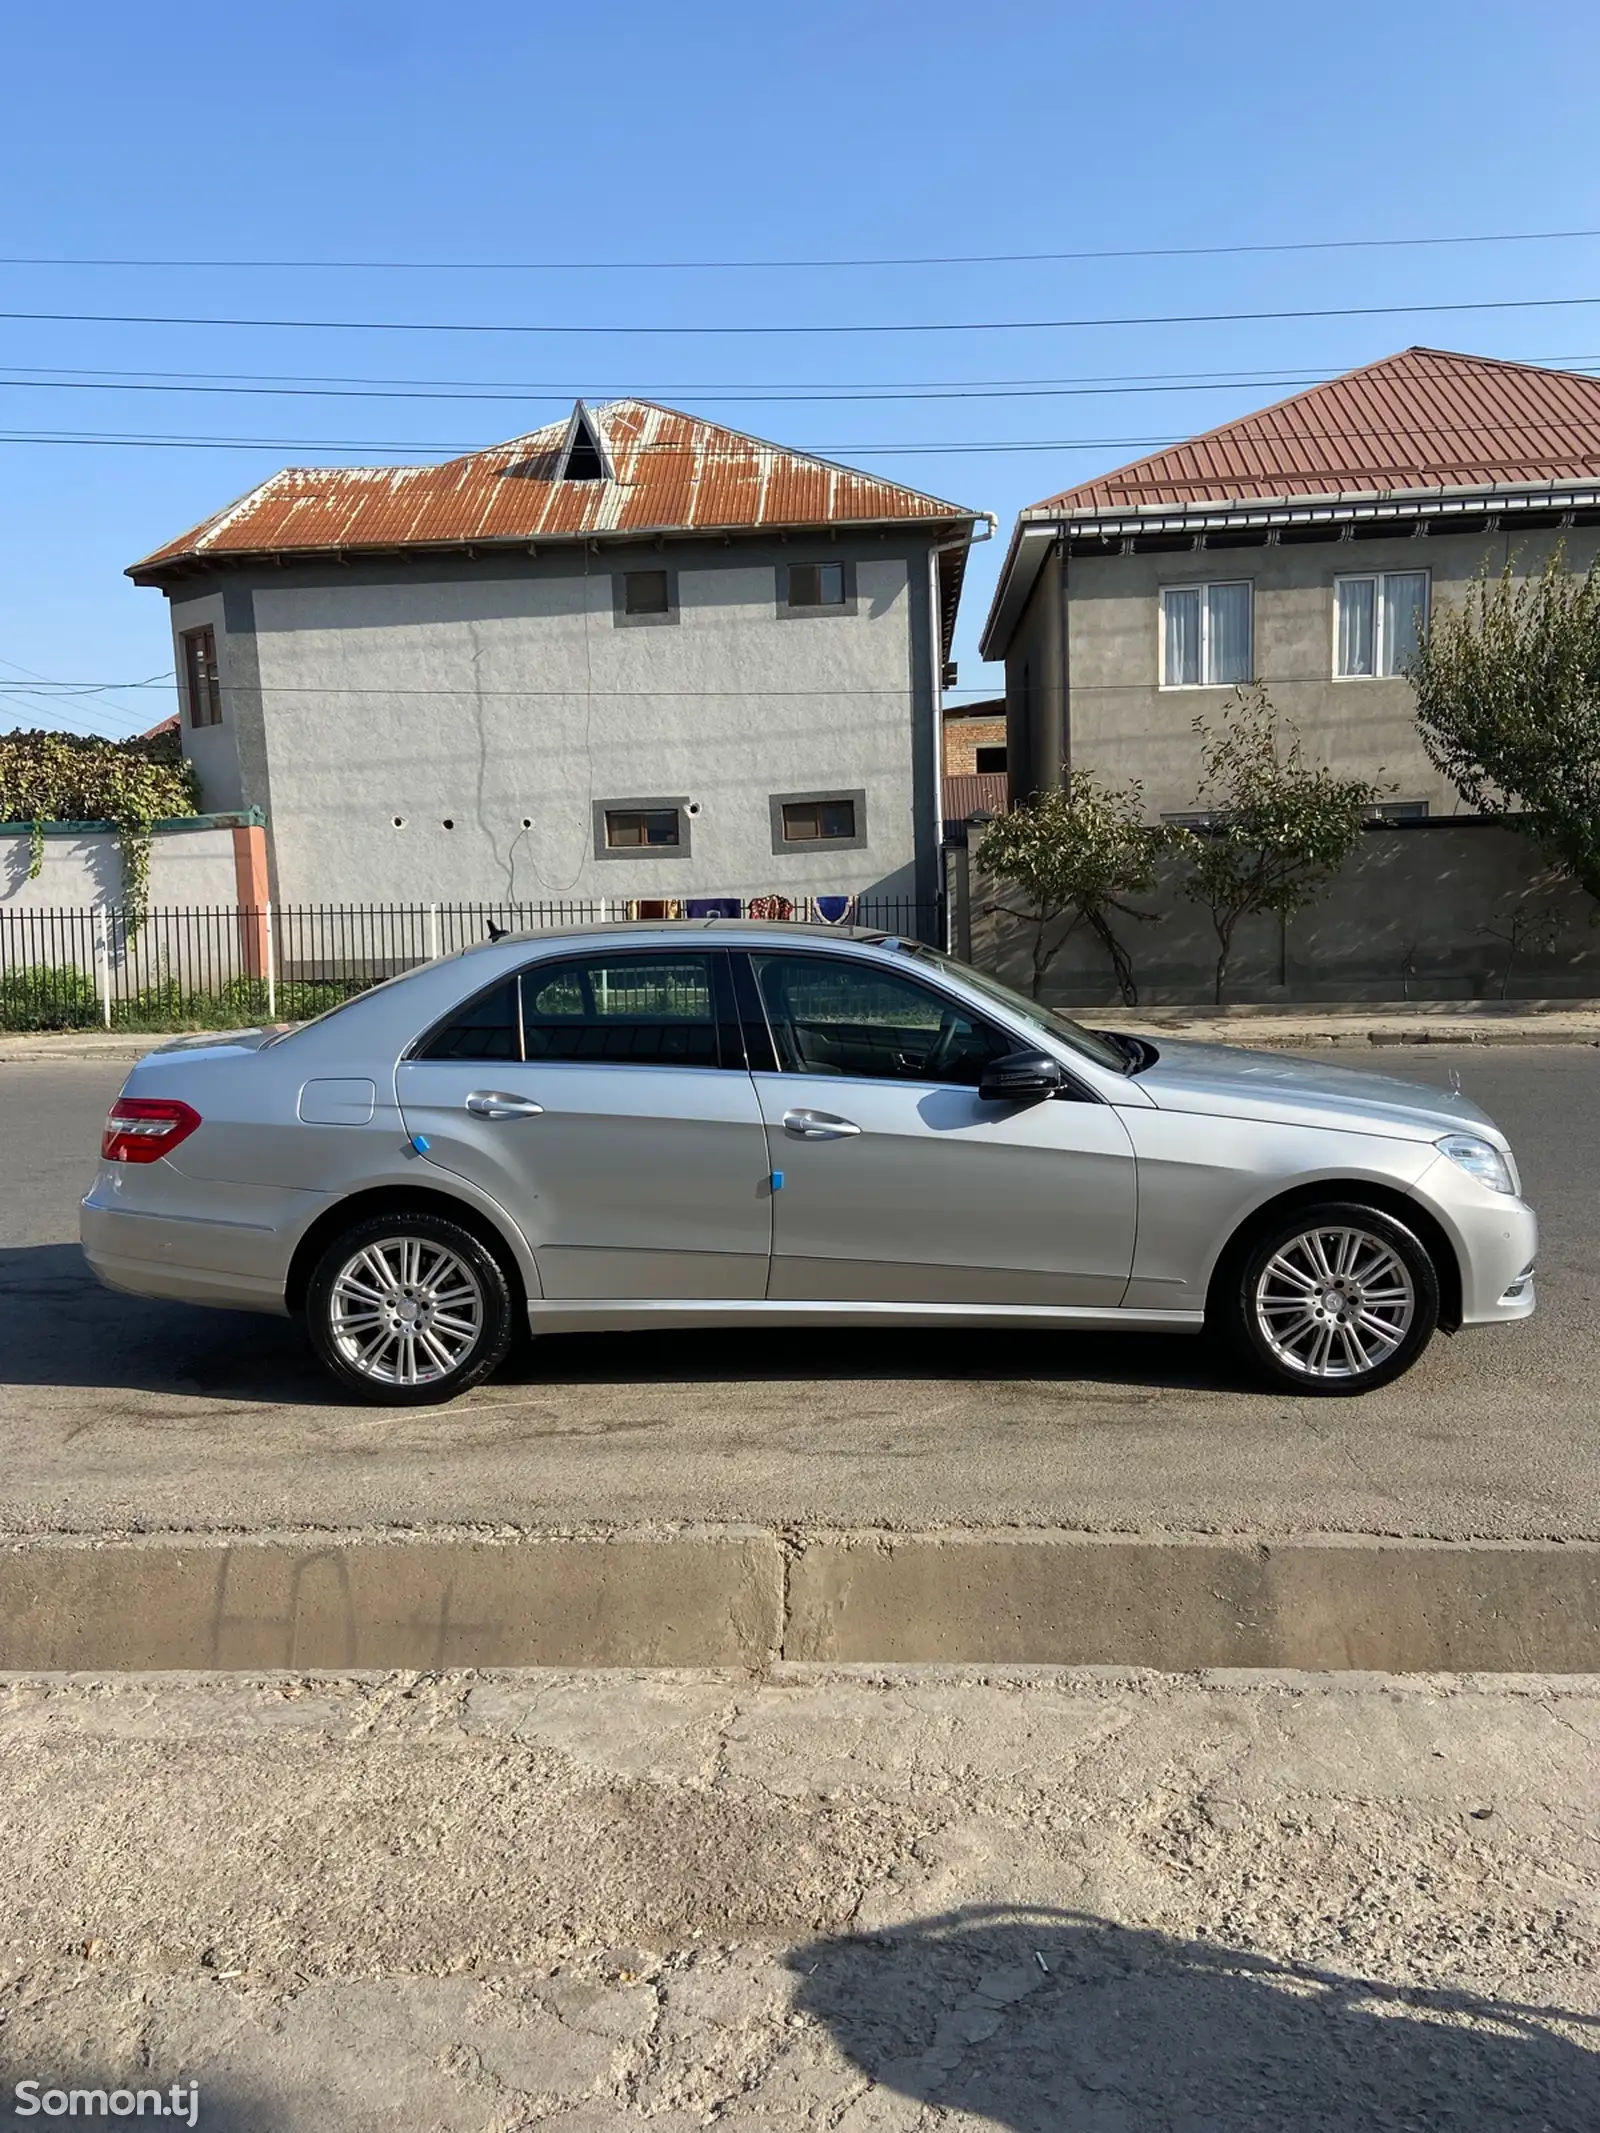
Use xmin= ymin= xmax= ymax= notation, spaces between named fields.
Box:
xmin=1160 ymin=582 xmax=1252 ymax=687
xmin=1335 ymin=572 xmax=1429 ymax=677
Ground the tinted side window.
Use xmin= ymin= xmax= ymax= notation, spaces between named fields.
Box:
xmin=416 ymin=975 xmax=522 ymax=1061
xmin=521 ymin=953 xmax=722 ymax=1069
xmin=750 ymin=954 xmax=1006 ymax=1086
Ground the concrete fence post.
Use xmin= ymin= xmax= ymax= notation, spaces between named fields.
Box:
xmin=93 ymin=905 xmax=112 ymax=1029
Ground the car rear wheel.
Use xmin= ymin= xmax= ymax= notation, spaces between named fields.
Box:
xmin=1222 ymin=1201 xmax=1440 ymax=1395
xmin=306 ymin=1211 xmax=514 ymax=1404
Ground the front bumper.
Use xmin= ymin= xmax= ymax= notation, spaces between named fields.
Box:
xmin=1411 ymin=1158 xmax=1538 ymax=1327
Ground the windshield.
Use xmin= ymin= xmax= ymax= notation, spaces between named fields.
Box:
xmin=896 ymin=943 xmax=1131 ymax=1073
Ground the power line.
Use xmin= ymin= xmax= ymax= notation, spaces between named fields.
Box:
xmin=3 ymin=224 xmax=1600 ymax=273
xmin=2 ymin=357 xmax=1597 ymax=410
xmin=4 ymin=292 xmax=1600 ymax=340
xmin=0 ymin=366 xmax=1337 ymax=408
xmin=3 ymin=409 xmax=1600 ymax=459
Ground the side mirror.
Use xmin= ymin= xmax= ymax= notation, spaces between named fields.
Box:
xmin=978 ymin=1049 xmax=1065 ymax=1105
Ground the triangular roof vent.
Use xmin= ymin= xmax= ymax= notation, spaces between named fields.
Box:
xmin=557 ymin=400 xmax=613 ymax=482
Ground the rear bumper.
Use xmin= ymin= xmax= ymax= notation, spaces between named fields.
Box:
xmin=80 ymin=1182 xmax=309 ymax=1315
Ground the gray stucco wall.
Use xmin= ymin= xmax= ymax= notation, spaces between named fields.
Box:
xmin=1002 ymin=554 xmax=1063 ymax=801
xmin=161 ymin=533 xmax=944 ymax=908
xmin=165 ymin=587 xmax=245 ymax=815
xmin=1009 ymin=521 xmax=1600 ymax=819
xmin=969 ymin=819 xmax=1600 ymax=1006
xmin=0 ymin=822 xmax=240 ymax=910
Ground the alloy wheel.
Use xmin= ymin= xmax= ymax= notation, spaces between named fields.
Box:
xmin=327 ymin=1234 xmax=486 ymax=1388
xmin=1251 ymin=1223 xmax=1417 ymax=1381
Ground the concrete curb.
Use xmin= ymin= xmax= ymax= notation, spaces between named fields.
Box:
xmin=4 ymin=1528 xmax=1597 ymax=1674
xmin=1118 ymin=1019 xmax=1600 ymax=1051
xmin=0 ymin=1032 xmax=232 ymax=1064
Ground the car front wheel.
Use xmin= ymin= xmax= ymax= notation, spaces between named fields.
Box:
xmin=1222 ymin=1201 xmax=1441 ymax=1395
xmin=306 ymin=1211 xmax=515 ymax=1404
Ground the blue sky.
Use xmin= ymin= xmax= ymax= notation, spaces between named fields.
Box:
xmin=3 ymin=0 xmax=1598 ymax=739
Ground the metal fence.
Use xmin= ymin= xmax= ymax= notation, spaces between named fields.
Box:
xmin=0 ymin=896 xmax=944 ymax=1031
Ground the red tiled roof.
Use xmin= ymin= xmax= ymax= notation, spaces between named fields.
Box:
xmin=130 ymin=400 xmax=976 ymax=576
xmin=1028 ymin=347 xmax=1600 ymax=514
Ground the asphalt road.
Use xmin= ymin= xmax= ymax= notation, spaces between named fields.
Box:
xmin=1 ymin=1049 xmax=1596 ymax=1541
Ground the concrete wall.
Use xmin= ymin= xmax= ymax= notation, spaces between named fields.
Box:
xmin=1008 ymin=522 xmax=1600 ymax=820
xmin=0 ymin=822 xmax=243 ymax=911
xmin=156 ymin=534 xmax=944 ymax=908
xmin=969 ymin=819 xmax=1600 ymax=1006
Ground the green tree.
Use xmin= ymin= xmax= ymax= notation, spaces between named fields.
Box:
xmin=1407 ymin=551 xmax=1600 ymax=904
xmin=1176 ymin=686 xmax=1383 ymax=1003
xmin=977 ymin=772 xmax=1167 ymax=1004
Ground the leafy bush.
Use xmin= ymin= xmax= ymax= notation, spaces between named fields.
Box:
xmin=977 ymin=773 xmax=1170 ymax=1003
xmin=1174 ymin=687 xmax=1385 ymax=1002
xmin=0 ymin=727 xmax=200 ymax=925
xmin=0 ymin=963 xmax=100 ymax=1030
xmin=1408 ymin=552 xmax=1600 ymax=905
xmin=106 ymin=973 xmax=365 ymax=1033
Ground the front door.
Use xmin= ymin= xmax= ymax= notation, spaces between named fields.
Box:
xmin=397 ymin=947 xmax=771 ymax=1299
xmin=740 ymin=949 xmax=1138 ymax=1306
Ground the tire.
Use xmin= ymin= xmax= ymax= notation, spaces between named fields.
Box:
xmin=1219 ymin=1200 xmax=1440 ymax=1396
xmin=305 ymin=1210 xmax=515 ymax=1405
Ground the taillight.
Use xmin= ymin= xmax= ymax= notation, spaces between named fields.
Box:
xmin=102 ymin=1097 xmax=202 ymax=1164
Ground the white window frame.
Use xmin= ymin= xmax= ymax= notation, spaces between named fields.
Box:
xmin=1332 ymin=569 xmax=1431 ymax=681
xmin=1158 ymin=580 xmax=1254 ymax=690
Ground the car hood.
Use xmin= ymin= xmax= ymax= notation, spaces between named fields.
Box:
xmin=1123 ymin=1037 xmax=1504 ymax=1144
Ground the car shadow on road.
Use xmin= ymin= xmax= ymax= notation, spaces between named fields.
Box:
xmin=786 ymin=1907 xmax=1600 ymax=2131
xmin=502 ymin=1320 xmax=1249 ymax=1393
xmin=0 ymin=1241 xmax=1257 ymax=1402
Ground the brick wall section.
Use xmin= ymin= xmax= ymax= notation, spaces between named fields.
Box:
xmin=943 ymin=703 xmax=1008 ymax=776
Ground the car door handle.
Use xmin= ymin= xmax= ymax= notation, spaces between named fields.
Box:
xmin=464 ymin=1090 xmax=545 ymax=1120
xmin=782 ymin=1108 xmax=862 ymax=1140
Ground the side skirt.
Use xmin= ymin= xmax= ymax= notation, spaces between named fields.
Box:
xmin=524 ymin=1298 xmax=1207 ymax=1337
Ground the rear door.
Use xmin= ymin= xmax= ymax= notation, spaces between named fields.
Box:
xmin=737 ymin=948 xmax=1137 ymax=1307
xmin=397 ymin=947 xmax=771 ymax=1299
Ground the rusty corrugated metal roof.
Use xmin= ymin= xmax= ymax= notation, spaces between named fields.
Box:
xmin=1028 ymin=347 xmax=1600 ymax=515
xmin=943 ymin=770 xmax=1010 ymax=823
xmin=129 ymin=400 xmax=976 ymax=577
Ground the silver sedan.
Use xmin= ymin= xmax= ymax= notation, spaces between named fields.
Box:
xmin=81 ymin=923 xmax=1537 ymax=1404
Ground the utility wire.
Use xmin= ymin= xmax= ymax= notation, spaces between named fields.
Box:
xmin=2 ymin=356 xmax=1598 ymax=409
xmin=3 ymin=224 xmax=1600 ymax=272
xmin=4 ymin=292 xmax=1600 ymax=339
xmin=3 ymin=410 xmax=1600 ymax=458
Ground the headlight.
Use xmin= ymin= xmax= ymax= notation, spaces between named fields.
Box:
xmin=1435 ymin=1132 xmax=1515 ymax=1195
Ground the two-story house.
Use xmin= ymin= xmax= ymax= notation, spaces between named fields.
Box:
xmin=980 ymin=348 xmax=1600 ymax=819
xmin=129 ymin=401 xmax=985 ymax=917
